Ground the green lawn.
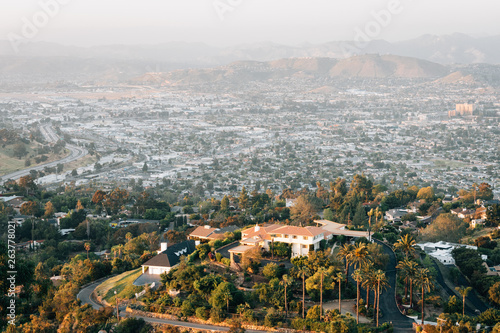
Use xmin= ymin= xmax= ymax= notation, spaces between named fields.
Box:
xmin=95 ymin=268 xmax=143 ymax=304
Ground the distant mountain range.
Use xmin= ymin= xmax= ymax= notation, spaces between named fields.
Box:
xmin=1 ymin=33 xmax=500 ymax=89
xmin=132 ymin=55 xmax=450 ymax=87
xmin=1 ymin=33 xmax=500 ymax=67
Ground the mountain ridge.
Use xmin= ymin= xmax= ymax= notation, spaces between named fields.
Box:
xmin=1 ymin=33 xmax=499 ymax=66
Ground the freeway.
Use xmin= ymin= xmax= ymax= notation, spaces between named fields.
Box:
xmin=78 ymin=278 xmax=267 ymax=333
xmin=0 ymin=125 xmax=88 ymax=184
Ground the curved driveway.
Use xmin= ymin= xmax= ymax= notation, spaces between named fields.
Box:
xmin=78 ymin=278 xmax=267 ymax=333
xmin=372 ymin=240 xmax=415 ymax=332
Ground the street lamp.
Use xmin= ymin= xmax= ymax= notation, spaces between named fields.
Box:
xmin=114 ymin=290 xmax=120 ymax=321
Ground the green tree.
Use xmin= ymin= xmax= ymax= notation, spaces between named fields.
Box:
xmin=262 ymin=262 xmax=280 ymax=280
xmin=350 ymin=242 xmax=370 ymax=270
xmin=374 ymin=270 xmax=389 ymax=327
xmin=416 ymin=268 xmax=434 ymax=325
xmin=353 ymin=203 xmax=367 ymax=228
xmin=455 ymin=286 xmax=472 ymax=316
xmin=210 ymin=281 xmax=234 ymax=313
xmin=280 ymin=274 xmax=293 ymax=317
xmin=13 ymin=143 xmax=27 ymax=158
xmin=295 ymin=264 xmax=310 ymax=318
xmin=337 ymin=244 xmax=355 ymax=282
xmin=221 ymin=195 xmax=229 ymax=211
xmin=417 ymin=186 xmax=434 ymax=202
xmin=333 ymin=272 xmax=344 ymax=314
xmin=420 ymin=213 xmax=468 ymax=243
xmin=489 ymin=282 xmax=500 ymax=306
xmin=397 ymin=259 xmax=419 ymax=306
xmin=352 ymin=269 xmax=363 ymax=324
xmin=239 ymin=186 xmax=249 ymax=211
xmin=394 ymin=234 xmax=417 ymax=259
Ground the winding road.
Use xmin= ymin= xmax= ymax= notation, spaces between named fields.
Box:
xmin=372 ymin=240 xmax=415 ymax=332
xmin=77 ymin=279 xmax=267 ymax=332
xmin=0 ymin=125 xmax=88 ymax=184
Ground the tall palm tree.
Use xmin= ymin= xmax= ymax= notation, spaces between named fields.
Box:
xmin=455 ymin=286 xmax=473 ymax=317
xmin=280 ymin=274 xmax=293 ymax=317
xmin=351 ymin=243 xmax=371 ymax=270
xmin=367 ymin=208 xmax=375 ymax=240
xmin=375 ymin=207 xmax=382 ymax=222
xmin=361 ymin=263 xmax=375 ymax=308
xmin=333 ymin=272 xmax=344 ymax=314
xmin=337 ymin=244 xmax=355 ymax=282
xmin=296 ymin=266 xmax=310 ymax=318
xmin=374 ymin=270 xmax=389 ymax=327
xmin=416 ymin=268 xmax=433 ymax=325
xmin=317 ymin=267 xmax=327 ymax=320
xmin=352 ymin=269 xmax=363 ymax=324
xmin=407 ymin=260 xmax=419 ymax=307
xmin=394 ymin=234 xmax=417 ymax=259
xmin=396 ymin=259 xmax=418 ymax=302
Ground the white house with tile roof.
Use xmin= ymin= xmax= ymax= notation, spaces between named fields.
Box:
xmin=240 ymin=224 xmax=326 ymax=257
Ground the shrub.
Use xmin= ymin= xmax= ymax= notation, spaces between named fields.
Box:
xmin=306 ymin=305 xmax=322 ymax=321
xmin=215 ymin=253 xmax=222 ymax=262
xmin=221 ymin=258 xmax=231 ymax=266
xmin=181 ymin=300 xmax=195 ymax=317
xmin=196 ymin=307 xmax=209 ymax=320
xmin=210 ymin=306 xmax=225 ymax=323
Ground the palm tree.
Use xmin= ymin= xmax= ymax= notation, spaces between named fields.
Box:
xmin=407 ymin=260 xmax=419 ymax=307
xmin=296 ymin=266 xmax=310 ymax=318
xmin=361 ymin=263 xmax=375 ymax=308
xmin=333 ymin=272 xmax=344 ymax=314
xmin=416 ymin=268 xmax=433 ymax=325
xmin=352 ymin=269 xmax=363 ymax=324
xmin=317 ymin=267 xmax=326 ymax=320
xmin=397 ymin=259 xmax=418 ymax=303
xmin=367 ymin=208 xmax=375 ymax=240
xmin=222 ymin=288 xmax=233 ymax=313
xmin=394 ymin=234 xmax=417 ymax=259
xmin=351 ymin=243 xmax=371 ymax=270
xmin=455 ymin=286 xmax=473 ymax=317
xmin=280 ymin=274 xmax=293 ymax=317
xmin=84 ymin=242 xmax=91 ymax=259
xmin=374 ymin=270 xmax=389 ymax=327
xmin=337 ymin=244 xmax=355 ymax=282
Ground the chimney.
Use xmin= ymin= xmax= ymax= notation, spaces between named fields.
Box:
xmin=254 ymin=224 xmax=260 ymax=232
xmin=204 ymin=225 xmax=211 ymax=229
xmin=158 ymin=242 xmax=168 ymax=254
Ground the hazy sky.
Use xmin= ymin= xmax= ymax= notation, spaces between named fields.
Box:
xmin=1 ymin=0 xmax=500 ymax=46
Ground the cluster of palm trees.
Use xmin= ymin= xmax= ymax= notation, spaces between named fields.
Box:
xmin=394 ymin=234 xmax=434 ymax=325
xmin=337 ymin=242 xmax=388 ymax=326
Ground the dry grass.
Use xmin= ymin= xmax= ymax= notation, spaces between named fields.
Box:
xmin=0 ymin=143 xmax=69 ymax=176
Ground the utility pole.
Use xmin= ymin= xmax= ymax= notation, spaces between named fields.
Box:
xmin=114 ymin=290 xmax=120 ymax=321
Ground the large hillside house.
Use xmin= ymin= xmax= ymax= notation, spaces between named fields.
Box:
xmin=240 ymin=224 xmax=328 ymax=257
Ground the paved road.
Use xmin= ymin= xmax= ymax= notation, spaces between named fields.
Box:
xmin=373 ymin=240 xmax=415 ymax=332
xmin=77 ymin=281 xmax=105 ymax=310
xmin=0 ymin=125 xmax=88 ymax=184
xmin=78 ymin=278 xmax=267 ymax=332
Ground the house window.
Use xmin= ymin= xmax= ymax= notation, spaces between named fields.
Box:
xmin=302 ymin=245 xmax=307 ymax=249
xmin=303 ymin=236 xmax=308 ymax=240
xmin=292 ymin=236 xmax=297 ymax=239
xmin=283 ymin=234 xmax=288 ymax=238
